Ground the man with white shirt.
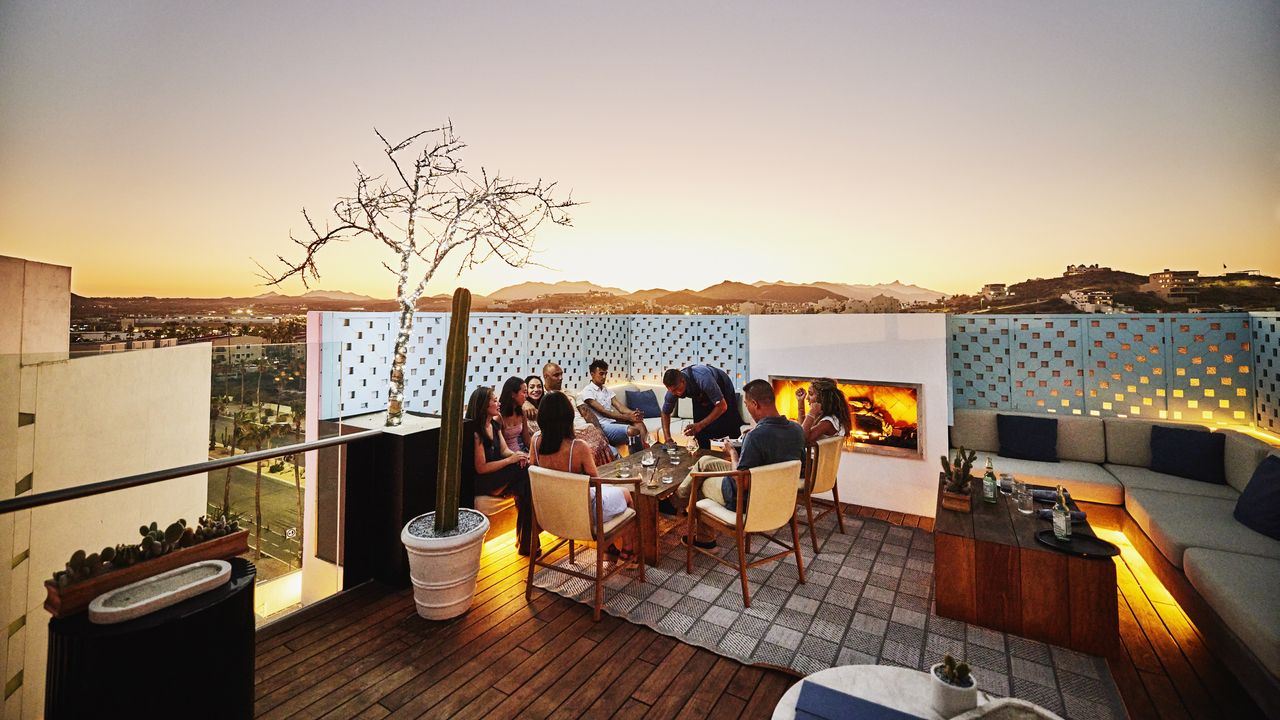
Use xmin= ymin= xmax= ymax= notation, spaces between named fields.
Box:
xmin=578 ymin=359 xmax=650 ymax=450
xmin=542 ymin=361 xmax=617 ymax=464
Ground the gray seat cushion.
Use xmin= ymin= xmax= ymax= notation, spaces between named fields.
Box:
xmin=1183 ymin=548 xmax=1280 ymax=675
xmin=972 ymin=452 xmax=1124 ymax=505
xmin=1105 ymin=463 xmax=1241 ymax=500
xmin=1124 ymin=488 xmax=1280 ymax=567
xmin=952 ymin=409 xmax=1105 ymax=463
xmin=1221 ymin=430 xmax=1277 ymax=494
xmin=1104 ymin=418 xmax=1209 ymax=467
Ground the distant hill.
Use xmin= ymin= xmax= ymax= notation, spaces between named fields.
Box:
xmin=625 ymin=288 xmax=672 ymax=302
xmin=697 ymin=281 xmax=760 ymax=302
xmin=753 ymin=284 xmax=844 ymax=302
xmin=485 ymin=281 xmax=625 ymax=301
xmin=651 ymin=290 xmax=721 ymax=307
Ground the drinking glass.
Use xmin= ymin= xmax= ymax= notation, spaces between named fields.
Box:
xmin=617 ymin=465 xmax=631 ymax=479
xmin=642 ymin=467 xmax=657 ymax=488
xmin=1014 ymin=480 xmax=1034 ymax=514
xmin=999 ymin=473 xmax=1014 ymax=496
xmin=660 ymin=470 xmax=674 ymax=485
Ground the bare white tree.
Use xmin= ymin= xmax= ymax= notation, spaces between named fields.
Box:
xmin=261 ymin=123 xmax=577 ymax=425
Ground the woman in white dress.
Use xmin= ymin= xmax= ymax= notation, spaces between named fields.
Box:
xmin=795 ymin=378 xmax=852 ymax=443
xmin=529 ymin=391 xmax=634 ymax=557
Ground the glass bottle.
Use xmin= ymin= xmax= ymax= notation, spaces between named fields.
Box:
xmin=1053 ymin=484 xmax=1072 ymax=540
xmin=982 ymin=458 xmax=998 ymax=503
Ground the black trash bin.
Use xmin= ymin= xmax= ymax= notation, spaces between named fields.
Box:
xmin=45 ymin=557 xmax=256 ymax=718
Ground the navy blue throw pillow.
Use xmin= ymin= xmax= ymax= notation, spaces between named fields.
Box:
xmin=625 ymin=389 xmax=662 ymax=419
xmin=997 ymin=414 xmax=1059 ymax=462
xmin=1235 ymin=456 xmax=1280 ymax=540
xmin=1150 ymin=425 xmax=1226 ymax=484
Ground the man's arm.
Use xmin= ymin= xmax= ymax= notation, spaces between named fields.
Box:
xmin=686 ymin=397 xmax=728 ymax=437
xmin=611 ymin=396 xmax=642 ymax=422
xmin=586 ymin=398 xmax=630 ymax=422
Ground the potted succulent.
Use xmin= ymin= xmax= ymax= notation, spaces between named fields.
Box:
xmin=931 ymin=653 xmax=979 ymax=717
xmin=400 ymin=288 xmax=491 ymax=619
xmin=44 ymin=515 xmax=247 ymax=617
xmin=940 ymin=447 xmax=977 ymax=513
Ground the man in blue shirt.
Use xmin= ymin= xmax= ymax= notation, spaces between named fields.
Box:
xmin=660 ymin=364 xmax=745 ymax=450
xmin=680 ymin=378 xmax=805 ymax=547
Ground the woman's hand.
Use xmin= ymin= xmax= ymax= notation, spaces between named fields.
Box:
xmin=794 ymin=387 xmax=807 ymax=400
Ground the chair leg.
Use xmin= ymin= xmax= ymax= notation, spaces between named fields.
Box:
xmin=594 ymin=539 xmax=604 ymax=622
xmin=790 ymin=513 xmax=806 ymax=584
xmin=832 ymin=484 xmax=847 ymax=534
xmin=737 ymin=530 xmax=751 ymax=608
xmin=804 ymin=492 xmax=819 ymax=554
xmin=686 ymin=501 xmax=696 ymax=574
xmin=525 ymin=547 xmax=537 ymax=601
xmin=635 ymin=522 xmax=645 ymax=583
xmin=569 ymin=539 xmax=575 ymax=564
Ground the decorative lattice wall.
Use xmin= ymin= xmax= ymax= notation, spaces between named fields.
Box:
xmin=949 ymin=313 xmax=1262 ymax=426
xmin=319 ymin=313 xmax=750 ymax=419
xmin=1251 ymin=313 xmax=1280 ymax=433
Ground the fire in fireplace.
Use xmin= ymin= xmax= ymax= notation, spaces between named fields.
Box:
xmin=770 ymin=376 xmax=922 ymax=458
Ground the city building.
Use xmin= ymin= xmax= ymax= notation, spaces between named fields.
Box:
xmin=981 ymin=283 xmax=1010 ymax=299
xmin=1141 ymin=269 xmax=1200 ymax=302
xmin=1064 ymin=263 xmax=1111 ymax=276
xmin=210 ymin=334 xmax=268 ymax=363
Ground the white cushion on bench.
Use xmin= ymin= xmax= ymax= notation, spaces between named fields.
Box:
xmin=1183 ymin=548 xmax=1280 ymax=674
xmin=1124 ymin=488 xmax=1280 ymax=568
xmin=1105 ymin=463 xmax=1241 ymax=500
xmin=971 ymin=452 xmax=1124 ymax=505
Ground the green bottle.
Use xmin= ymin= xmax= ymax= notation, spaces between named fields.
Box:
xmin=982 ymin=458 xmax=998 ymax=503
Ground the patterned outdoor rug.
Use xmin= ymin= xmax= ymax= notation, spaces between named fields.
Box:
xmin=531 ymin=512 xmax=1126 ymax=720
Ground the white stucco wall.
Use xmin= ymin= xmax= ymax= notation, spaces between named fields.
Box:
xmin=748 ymin=314 xmax=949 ymax=518
xmin=18 ymin=344 xmax=209 ymax=716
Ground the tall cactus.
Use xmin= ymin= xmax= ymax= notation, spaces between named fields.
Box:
xmin=434 ymin=287 xmax=472 ymax=533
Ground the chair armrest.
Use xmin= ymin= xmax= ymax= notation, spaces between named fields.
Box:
xmin=592 ymin=477 xmax=641 ymax=488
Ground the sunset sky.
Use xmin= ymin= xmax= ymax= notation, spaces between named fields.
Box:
xmin=1 ymin=1 xmax=1277 ymax=298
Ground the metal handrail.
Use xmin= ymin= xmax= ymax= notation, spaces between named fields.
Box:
xmin=0 ymin=429 xmax=383 ymax=515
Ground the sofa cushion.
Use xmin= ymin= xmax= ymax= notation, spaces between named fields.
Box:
xmin=1123 ymin=488 xmax=1280 ymax=568
xmin=1104 ymin=418 xmax=1209 ymax=467
xmin=1235 ymin=455 xmax=1280 ymax=541
xmin=954 ymin=409 xmax=1105 ymax=462
xmin=1104 ymin=464 xmax=1240 ymax=500
xmin=952 ymin=409 xmax=999 ymax=454
xmin=1150 ymin=425 xmax=1226 ymax=485
xmin=998 ymin=414 xmax=1058 ymax=462
xmin=973 ymin=452 xmax=1124 ymax=505
xmin=1183 ymin=548 xmax=1280 ymax=676
xmin=625 ymin=389 xmax=662 ymax=419
xmin=1222 ymin=430 xmax=1276 ymax=494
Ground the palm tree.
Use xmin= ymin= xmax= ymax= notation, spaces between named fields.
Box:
xmin=223 ymin=408 xmax=253 ymax=515
xmin=241 ymin=421 xmax=279 ymax=560
xmin=288 ymin=405 xmax=306 ymax=542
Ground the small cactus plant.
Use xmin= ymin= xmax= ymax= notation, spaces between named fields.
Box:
xmin=49 ymin=514 xmax=242 ymax=587
xmin=940 ymin=447 xmax=977 ymax=494
xmin=936 ymin=654 xmax=973 ymax=687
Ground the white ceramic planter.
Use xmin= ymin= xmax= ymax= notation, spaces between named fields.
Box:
xmin=930 ymin=663 xmax=979 ymax=718
xmin=401 ymin=509 xmax=490 ymax=620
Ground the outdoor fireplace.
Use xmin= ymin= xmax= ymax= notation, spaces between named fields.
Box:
xmin=770 ymin=376 xmax=922 ymax=458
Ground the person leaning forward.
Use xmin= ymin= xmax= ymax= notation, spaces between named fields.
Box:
xmin=660 ymin=364 xmax=745 ymax=450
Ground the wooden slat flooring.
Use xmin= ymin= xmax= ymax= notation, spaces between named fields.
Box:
xmin=255 ymin=505 xmax=1263 ymax=720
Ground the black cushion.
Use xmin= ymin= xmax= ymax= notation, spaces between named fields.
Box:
xmin=997 ymin=414 xmax=1059 ymax=462
xmin=1150 ymin=425 xmax=1226 ymax=484
xmin=1234 ymin=455 xmax=1280 ymax=540
xmin=625 ymin=389 xmax=662 ymax=419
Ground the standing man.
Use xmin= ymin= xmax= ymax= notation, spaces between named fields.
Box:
xmin=543 ymin=361 xmax=616 ymax=464
xmin=661 ymin=364 xmax=745 ymax=450
xmin=578 ymin=360 xmax=649 ymax=450
xmin=682 ymin=378 xmax=805 ymax=545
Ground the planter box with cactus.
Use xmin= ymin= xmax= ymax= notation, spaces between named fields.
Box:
xmin=44 ymin=516 xmax=248 ymax=618
xmin=940 ymin=447 xmax=977 ymax=513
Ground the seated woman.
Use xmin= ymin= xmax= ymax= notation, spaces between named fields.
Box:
xmin=468 ymin=385 xmax=534 ymax=555
xmin=499 ymin=376 xmax=533 ymax=452
xmin=795 ymin=378 xmax=851 ymax=443
xmin=522 ymin=374 xmax=544 ymax=435
xmin=530 ymin=391 xmax=634 ymax=557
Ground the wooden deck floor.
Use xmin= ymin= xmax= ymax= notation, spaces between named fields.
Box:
xmin=255 ymin=505 xmax=1264 ymax=720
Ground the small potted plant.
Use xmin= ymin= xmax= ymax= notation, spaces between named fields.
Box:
xmin=931 ymin=653 xmax=979 ymax=717
xmin=940 ymin=447 xmax=977 ymax=513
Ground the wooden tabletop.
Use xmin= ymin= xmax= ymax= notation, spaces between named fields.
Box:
xmin=599 ymin=445 xmax=711 ymax=498
xmin=935 ymin=486 xmax=1101 ymax=553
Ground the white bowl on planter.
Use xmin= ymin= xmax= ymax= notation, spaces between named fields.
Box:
xmin=930 ymin=662 xmax=979 ymax=718
xmin=88 ymin=560 xmax=231 ymax=625
xmin=401 ymin=508 xmax=490 ymax=620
